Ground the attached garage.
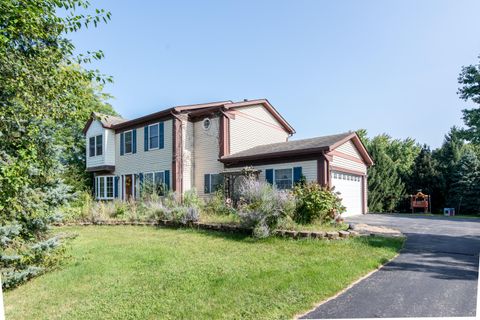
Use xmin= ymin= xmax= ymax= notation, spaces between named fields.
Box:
xmin=220 ymin=131 xmax=373 ymax=216
xmin=331 ymin=170 xmax=364 ymax=217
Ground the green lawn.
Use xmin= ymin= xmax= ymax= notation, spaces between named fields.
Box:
xmin=5 ymin=226 xmax=403 ymax=320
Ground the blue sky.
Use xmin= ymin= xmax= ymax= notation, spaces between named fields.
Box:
xmin=69 ymin=0 xmax=480 ymax=147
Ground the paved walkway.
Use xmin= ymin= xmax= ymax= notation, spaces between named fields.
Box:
xmin=301 ymin=214 xmax=480 ymax=318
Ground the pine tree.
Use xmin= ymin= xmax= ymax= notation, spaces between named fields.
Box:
xmin=448 ymin=149 xmax=480 ymax=214
xmin=366 ymin=140 xmax=405 ymax=212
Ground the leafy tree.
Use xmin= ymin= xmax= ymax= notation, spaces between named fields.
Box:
xmin=0 ymin=0 xmax=112 ymax=288
xmin=448 ymin=148 xmax=480 ymax=214
xmin=458 ymin=55 xmax=480 ymax=143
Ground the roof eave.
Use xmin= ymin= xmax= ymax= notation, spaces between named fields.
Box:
xmin=220 ymin=147 xmax=329 ymax=164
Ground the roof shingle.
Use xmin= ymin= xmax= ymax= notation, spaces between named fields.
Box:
xmin=222 ymin=132 xmax=354 ymax=160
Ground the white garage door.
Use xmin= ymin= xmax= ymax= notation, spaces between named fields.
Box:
xmin=331 ymin=171 xmax=363 ymax=217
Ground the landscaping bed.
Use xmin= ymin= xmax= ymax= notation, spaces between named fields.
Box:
xmin=5 ymin=226 xmax=403 ymax=320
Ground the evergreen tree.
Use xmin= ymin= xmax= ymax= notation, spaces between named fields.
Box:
xmin=365 ymin=138 xmax=405 ymax=212
xmin=448 ymin=148 xmax=480 ymax=214
xmin=408 ymin=145 xmax=441 ymax=211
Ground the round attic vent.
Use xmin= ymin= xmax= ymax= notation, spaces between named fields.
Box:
xmin=203 ymin=118 xmax=211 ymax=130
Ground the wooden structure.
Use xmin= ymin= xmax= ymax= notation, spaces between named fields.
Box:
xmin=410 ymin=192 xmax=430 ymax=213
xmin=220 ymin=168 xmax=261 ymax=205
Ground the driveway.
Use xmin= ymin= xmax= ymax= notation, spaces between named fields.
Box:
xmin=301 ymin=214 xmax=480 ymax=318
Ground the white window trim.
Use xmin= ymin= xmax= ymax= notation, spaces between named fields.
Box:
xmin=273 ymin=168 xmax=293 ymax=190
xmin=89 ymin=134 xmax=103 ymax=157
xmin=95 ymin=175 xmax=115 ymax=200
xmin=123 ymin=130 xmax=133 ymax=155
xmin=143 ymin=171 xmax=165 ymax=185
xmin=148 ymin=123 xmax=160 ymax=150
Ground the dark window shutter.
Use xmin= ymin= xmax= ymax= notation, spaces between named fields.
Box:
xmin=293 ymin=167 xmax=302 ymax=184
xmin=265 ymin=169 xmax=273 ymax=185
xmin=159 ymin=122 xmax=164 ymax=149
xmin=120 ymin=133 xmax=125 ymax=156
xmin=204 ymin=174 xmax=211 ymax=193
xmin=164 ymin=170 xmax=170 ymax=190
xmin=132 ymin=129 xmax=137 ymax=154
xmin=144 ymin=126 xmax=149 ymax=151
xmin=114 ymin=176 xmax=119 ymax=198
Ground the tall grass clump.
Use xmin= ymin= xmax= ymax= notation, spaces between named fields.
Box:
xmin=237 ymin=178 xmax=296 ymax=238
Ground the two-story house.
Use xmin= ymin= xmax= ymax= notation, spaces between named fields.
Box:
xmin=83 ymin=99 xmax=373 ymax=216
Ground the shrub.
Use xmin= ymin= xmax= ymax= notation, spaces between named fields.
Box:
xmin=237 ymin=178 xmax=296 ymax=238
xmin=203 ymin=190 xmax=236 ymax=216
xmin=293 ymin=182 xmax=345 ymax=224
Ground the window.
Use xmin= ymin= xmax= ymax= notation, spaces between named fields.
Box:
xmin=274 ymin=169 xmax=293 ymax=190
xmin=96 ymin=135 xmax=103 ymax=156
xmin=149 ymin=124 xmax=159 ymax=149
xmin=95 ymin=176 xmax=114 ymax=200
xmin=89 ymin=135 xmax=102 ymax=157
xmin=142 ymin=171 xmax=165 ymax=195
xmin=203 ymin=118 xmax=211 ymax=130
xmin=89 ymin=137 xmax=95 ymax=157
xmin=205 ymin=173 xmax=223 ymax=193
xmin=124 ymin=130 xmax=133 ymax=154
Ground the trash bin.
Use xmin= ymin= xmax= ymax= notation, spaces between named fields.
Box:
xmin=443 ymin=208 xmax=455 ymax=216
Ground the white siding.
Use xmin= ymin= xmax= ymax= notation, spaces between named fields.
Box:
xmin=182 ymin=120 xmax=194 ymax=192
xmin=115 ymin=119 xmax=173 ymax=197
xmin=229 ymin=104 xmax=289 ymax=154
xmin=86 ymin=120 xmax=115 ymax=167
xmin=330 ymin=141 xmax=367 ymax=174
xmin=193 ymin=116 xmax=224 ymax=198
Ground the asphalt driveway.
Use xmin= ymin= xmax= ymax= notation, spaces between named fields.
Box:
xmin=301 ymin=214 xmax=480 ymax=319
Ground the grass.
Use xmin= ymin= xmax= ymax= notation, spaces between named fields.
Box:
xmin=5 ymin=226 xmax=403 ymax=320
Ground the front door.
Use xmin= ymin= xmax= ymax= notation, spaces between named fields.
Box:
xmin=125 ymin=174 xmax=133 ymax=200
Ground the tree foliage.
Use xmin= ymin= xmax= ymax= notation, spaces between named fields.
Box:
xmin=448 ymin=148 xmax=480 ymax=214
xmin=458 ymin=55 xmax=480 ymax=143
xmin=0 ymin=0 xmax=114 ymax=288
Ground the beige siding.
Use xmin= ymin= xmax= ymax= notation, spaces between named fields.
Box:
xmin=255 ymin=161 xmax=317 ymax=184
xmin=229 ymin=104 xmax=289 ymax=154
xmin=115 ymin=119 xmax=173 ymax=197
xmin=86 ymin=120 xmax=115 ymax=167
xmin=336 ymin=140 xmax=363 ymax=160
xmin=224 ymin=160 xmax=317 ymax=184
xmin=330 ymin=141 xmax=367 ymax=174
xmin=182 ymin=120 xmax=194 ymax=192
xmin=193 ymin=116 xmax=224 ymax=197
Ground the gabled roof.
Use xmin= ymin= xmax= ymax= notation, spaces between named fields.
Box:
xmin=84 ymin=99 xmax=295 ymax=134
xmin=82 ymin=112 xmax=127 ymax=134
xmin=221 ymin=132 xmax=373 ymax=166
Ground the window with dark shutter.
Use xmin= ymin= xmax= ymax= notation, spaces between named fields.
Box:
xmin=89 ymin=137 xmax=95 ymax=157
xmin=95 ymin=135 xmax=103 ymax=156
xmin=149 ymin=123 xmax=159 ymax=149
xmin=124 ymin=131 xmax=133 ymax=154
